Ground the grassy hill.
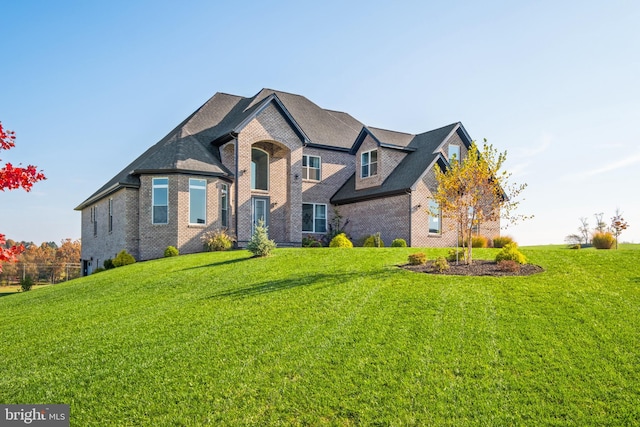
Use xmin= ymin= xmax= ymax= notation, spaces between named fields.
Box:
xmin=1 ymin=247 xmax=639 ymax=426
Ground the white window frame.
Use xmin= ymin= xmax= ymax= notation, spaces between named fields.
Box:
xmin=220 ymin=183 xmax=229 ymax=228
xmin=302 ymin=154 xmax=321 ymax=181
xmin=152 ymin=177 xmax=169 ymax=224
xmin=428 ymin=200 xmax=441 ymax=234
xmin=361 ymin=149 xmax=378 ymax=178
xmin=448 ymin=144 xmax=460 ymax=162
xmin=189 ymin=178 xmax=207 ymax=225
xmin=302 ymin=203 xmax=327 ymax=233
xmin=251 ymin=147 xmax=269 ymax=191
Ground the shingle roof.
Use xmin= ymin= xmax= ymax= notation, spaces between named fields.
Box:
xmin=75 ymin=88 xmax=469 ymax=210
xmin=331 ymin=123 xmax=467 ymax=205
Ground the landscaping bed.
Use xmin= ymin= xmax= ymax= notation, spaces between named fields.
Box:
xmin=402 ymin=259 xmax=545 ymax=276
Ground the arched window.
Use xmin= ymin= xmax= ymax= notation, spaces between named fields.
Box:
xmin=251 ymin=148 xmax=269 ymax=191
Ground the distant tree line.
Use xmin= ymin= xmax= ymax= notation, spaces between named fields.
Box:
xmin=0 ymin=238 xmax=81 ymax=284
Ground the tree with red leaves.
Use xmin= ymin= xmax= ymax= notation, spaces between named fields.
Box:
xmin=0 ymin=121 xmax=46 ymax=272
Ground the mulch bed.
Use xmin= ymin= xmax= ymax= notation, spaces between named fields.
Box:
xmin=401 ymin=259 xmax=544 ymax=277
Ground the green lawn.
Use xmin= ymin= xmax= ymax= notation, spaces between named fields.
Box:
xmin=1 ymin=247 xmax=638 ymax=426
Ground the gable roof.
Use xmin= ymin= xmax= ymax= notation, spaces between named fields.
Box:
xmin=331 ymin=123 xmax=471 ymax=205
xmin=75 ymin=88 xmax=471 ymax=210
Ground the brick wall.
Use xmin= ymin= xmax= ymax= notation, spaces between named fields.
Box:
xmin=236 ymin=104 xmax=304 ymax=246
xmin=80 ymin=187 xmax=139 ymax=270
xmin=301 ymin=147 xmax=354 ymax=239
xmin=338 ymin=194 xmax=411 ymax=246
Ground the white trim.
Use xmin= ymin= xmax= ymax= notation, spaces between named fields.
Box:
xmin=251 ymin=147 xmax=269 ymax=191
xmin=152 ymin=177 xmax=169 ymax=224
xmin=188 ymin=178 xmax=207 ymax=225
xmin=302 ymin=202 xmax=327 ymax=233
xmin=360 ymin=149 xmax=378 ymax=179
xmin=302 ymin=154 xmax=322 ymax=181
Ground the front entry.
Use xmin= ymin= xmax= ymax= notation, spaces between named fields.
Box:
xmin=251 ymin=196 xmax=269 ymax=234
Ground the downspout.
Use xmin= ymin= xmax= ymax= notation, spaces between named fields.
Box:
xmin=234 ymin=136 xmax=240 ymax=247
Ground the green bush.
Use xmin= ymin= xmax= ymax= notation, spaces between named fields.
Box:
xmin=492 ymin=235 xmax=515 ymax=248
xmin=471 ymin=235 xmax=489 ymax=248
xmin=592 ymin=232 xmax=615 ymax=249
xmin=391 ymin=238 xmax=407 ymax=247
xmin=497 ymin=260 xmax=521 ymax=273
xmin=103 ymin=259 xmax=115 ymax=270
xmin=20 ymin=276 xmax=34 ymax=292
xmin=92 ymin=267 xmax=106 ymax=274
xmin=432 ymin=256 xmax=450 ymax=273
xmin=447 ymin=248 xmax=465 ymax=263
xmin=408 ymin=252 xmax=427 ymax=265
xmin=302 ymin=236 xmax=323 ymax=247
xmin=247 ymin=220 xmax=277 ymax=257
xmin=362 ymin=234 xmax=384 ymax=247
xmin=202 ymin=229 xmax=235 ymax=252
xmin=113 ymin=250 xmax=136 ymax=267
xmin=495 ymin=243 xmax=526 ymax=265
xmin=164 ymin=246 xmax=179 ymax=257
xmin=329 ymin=233 xmax=353 ymax=248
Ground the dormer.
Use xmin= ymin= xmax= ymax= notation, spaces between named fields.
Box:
xmin=351 ymin=127 xmax=415 ymax=191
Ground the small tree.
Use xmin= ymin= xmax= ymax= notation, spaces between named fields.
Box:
xmin=594 ymin=213 xmax=608 ymax=234
xmin=247 ymin=219 xmax=276 ymax=257
xmin=432 ymin=140 xmax=528 ymax=264
xmin=610 ymin=208 xmax=629 ymax=250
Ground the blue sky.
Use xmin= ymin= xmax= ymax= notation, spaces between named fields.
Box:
xmin=1 ymin=0 xmax=639 ymax=245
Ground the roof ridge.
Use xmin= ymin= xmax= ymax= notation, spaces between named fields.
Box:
xmin=367 ymin=126 xmax=415 ymax=137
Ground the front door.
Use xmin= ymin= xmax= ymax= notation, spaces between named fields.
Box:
xmin=251 ymin=196 xmax=269 ymax=233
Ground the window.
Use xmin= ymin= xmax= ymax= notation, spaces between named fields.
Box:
xmin=429 ymin=200 xmax=441 ymax=234
xmin=108 ymin=198 xmax=113 ymax=233
xmin=448 ymin=145 xmax=460 ymax=162
xmin=361 ymin=149 xmax=378 ymax=178
xmin=251 ymin=148 xmax=269 ymax=190
xmin=302 ymin=203 xmax=327 ymax=233
xmin=302 ymin=155 xmax=321 ymax=181
xmin=189 ymin=179 xmax=207 ymax=225
xmin=221 ymin=183 xmax=229 ymax=227
xmin=152 ymin=178 xmax=169 ymax=224
xmin=91 ymin=206 xmax=98 ymax=236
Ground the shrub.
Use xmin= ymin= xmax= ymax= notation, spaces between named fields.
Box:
xmin=362 ymin=233 xmax=384 ymax=247
xmin=447 ymin=248 xmax=465 ymax=263
xmin=103 ymin=259 xmax=115 ymax=270
xmin=391 ymin=238 xmax=407 ymax=247
xmin=495 ymin=243 xmax=526 ymax=264
xmin=113 ymin=250 xmax=136 ymax=267
xmin=329 ymin=233 xmax=353 ymax=248
xmin=492 ymin=235 xmax=515 ymax=248
xmin=20 ymin=276 xmax=34 ymax=292
xmin=203 ymin=229 xmax=235 ymax=252
xmin=592 ymin=232 xmax=615 ymax=249
xmin=247 ymin=220 xmax=277 ymax=257
xmin=471 ymin=235 xmax=489 ymax=248
xmin=92 ymin=267 xmax=106 ymax=274
xmin=497 ymin=260 xmax=521 ymax=273
xmin=164 ymin=246 xmax=179 ymax=257
xmin=408 ymin=252 xmax=427 ymax=265
xmin=432 ymin=257 xmax=450 ymax=273
xmin=302 ymin=236 xmax=323 ymax=247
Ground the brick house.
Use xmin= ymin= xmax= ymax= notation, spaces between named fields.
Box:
xmin=75 ymin=88 xmax=499 ymax=274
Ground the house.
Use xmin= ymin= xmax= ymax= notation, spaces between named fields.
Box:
xmin=75 ymin=88 xmax=499 ymax=274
